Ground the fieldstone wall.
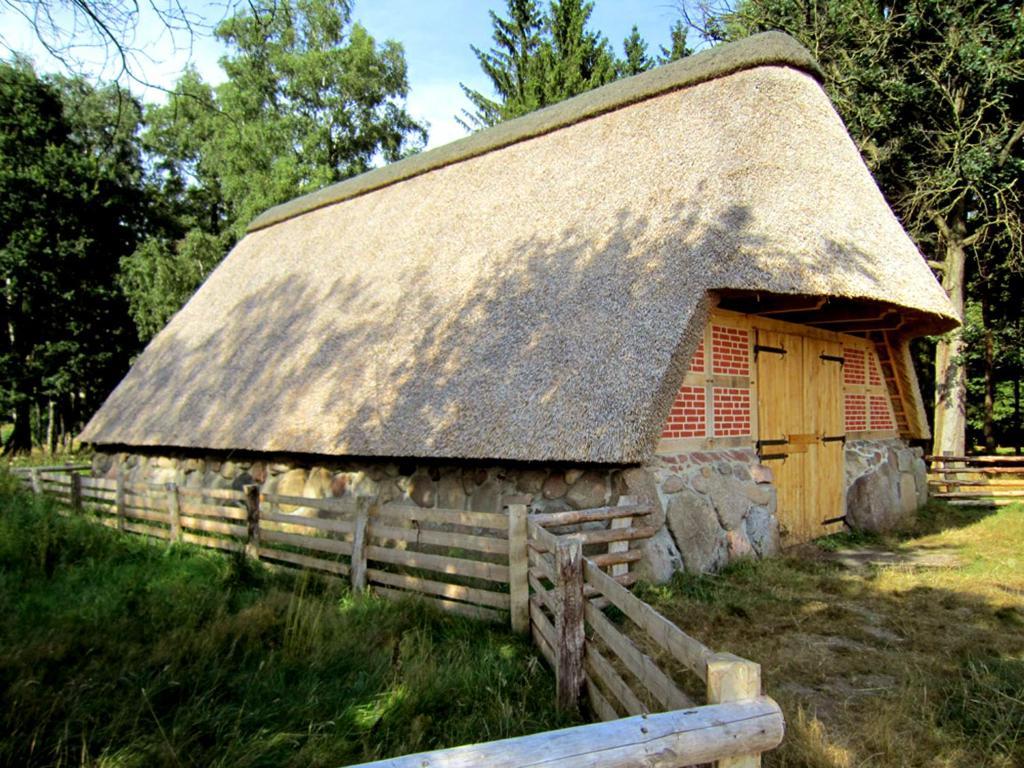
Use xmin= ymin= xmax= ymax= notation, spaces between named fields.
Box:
xmin=90 ymin=440 xmax=926 ymax=579
xmin=844 ymin=438 xmax=928 ymax=532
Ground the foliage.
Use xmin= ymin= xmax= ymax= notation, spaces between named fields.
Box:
xmin=658 ymin=20 xmax=693 ymax=64
xmin=0 ymin=60 xmax=142 ymax=453
xmin=460 ymin=0 xmax=624 ymax=129
xmin=619 ymin=25 xmax=653 ymax=77
xmin=122 ymin=0 xmax=427 ymax=342
xmin=0 ymin=478 xmax=574 ymax=766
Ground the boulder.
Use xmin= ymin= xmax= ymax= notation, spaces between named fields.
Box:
xmin=564 ymin=469 xmax=584 ymax=486
xmin=662 ymin=475 xmax=687 ymax=494
xmin=751 ymin=464 xmax=773 ymax=485
xmin=330 ymin=473 xmax=349 ymax=497
xmin=899 ymin=473 xmax=918 ymax=516
xmin=542 ymin=473 xmax=569 ymax=500
xmin=409 ymin=474 xmax=436 ymax=508
xmin=303 ymin=467 xmax=333 ymax=498
xmin=666 ymin=489 xmax=727 ymax=574
xmin=516 ymin=470 xmax=547 ymax=494
xmin=437 ymin=474 xmax=467 ymax=509
xmin=566 ymin=472 xmax=608 ymax=510
xmin=846 ymin=463 xmax=901 ymax=532
xmin=276 ymin=469 xmax=309 ymax=512
xmin=635 ymin=527 xmax=684 ymax=584
xmin=744 ymin=505 xmax=780 ymax=557
xmin=912 ymin=458 xmax=929 ymax=507
xmin=470 ymin=478 xmax=501 ymax=513
xmin=726 ymin=529 xmax=754 ymax=560
xmin=704 ymin=473 xmax=753 ymax=531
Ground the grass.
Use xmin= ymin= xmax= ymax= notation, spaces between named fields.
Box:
xmin=0 ymin=475 xmax=576 ymax=767
xmin=638 ymin=501 xmax=1024 ymax=767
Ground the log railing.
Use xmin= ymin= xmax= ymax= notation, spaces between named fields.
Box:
xmin=926 ymin=453 xmax=1024 ymax=506
xmin=10 ymin=466 xmax=783 ymax=766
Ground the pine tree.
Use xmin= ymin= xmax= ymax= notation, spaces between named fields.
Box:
xmin=459 ymin=0 xmax=547 ymax=129
xmin=543 ymin=0 xmax=617 ymax=101
xmin=619 ymin=25 xmax=653 ymax=76
xmin=658 ymin=20 xmax=692 ymax=63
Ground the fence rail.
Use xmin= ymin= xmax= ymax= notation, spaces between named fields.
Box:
xmin=11 ymin=465 xmax=782 ymax=766
xmin=926 ymin=454 xmax=1024 ymax=506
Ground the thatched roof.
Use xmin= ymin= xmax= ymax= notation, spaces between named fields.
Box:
xmin=81 ymin=32 xmax=957 ymax=464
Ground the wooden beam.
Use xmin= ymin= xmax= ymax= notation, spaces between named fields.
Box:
xmin=507 ymin=502 xmax=530 ymax=635
xmin=342 ymin=697 xmax=784 ymax=768
xmin=708 ymin=653 xmax=763 ymax=768
xmin=555 ymin=537 xmax=585 ymax=713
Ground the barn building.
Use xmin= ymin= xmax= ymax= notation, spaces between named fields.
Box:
xmin=80 ymin=32 xmax=958 ymax=579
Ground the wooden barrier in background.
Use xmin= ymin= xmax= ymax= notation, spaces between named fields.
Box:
xmin=927 ymin=453 xmax=1024 ymax=506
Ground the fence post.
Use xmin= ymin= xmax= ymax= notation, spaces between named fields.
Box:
xmin=115 ymin=465 xmax=127 ymax=531
xmin=555 ymin=536 xmax=585 ymax=713
xmin=350 ymin=497 xmax=369 ymax=593
xmin=507 ymin=501 xmax=530 ymax=635
xmin=608 ymin=495 xmax=636 ymax=578
xmin=69 ymin=471 xmax=82 ymax=513
xmin=243 ymin=484 xmax=261 ymax=560
xmin=707 ymin=652 xmax=762 ymax=767
xmin=29 ymin=468 xmax=41 ymax=494
xmin=166 ymin=482 xmax=182 ymax=543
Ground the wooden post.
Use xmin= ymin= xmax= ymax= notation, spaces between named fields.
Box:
xmin=115 ymin=465 xmax=127 ymax=531
xmin=608 ymin=495 xmax=635 ymax=578
xmin=554 ymin=536 xmax=585 ymax=713
xmin=507 ymin=502 xmax=529 ymax=634
xmin=29 ymin=468 xmax=41 ymax=495
xmin=69 ymin=471 xmax=82 ymax=513
xmin=166 ymin=482 xmax=182 ymax=543
xmin=707 ymin=652 xmax=763 ymax=767
xmin=350 ymin=497 xmax=370 ymax=593
xmin=243 ymin=484 xmax=261 ymax=560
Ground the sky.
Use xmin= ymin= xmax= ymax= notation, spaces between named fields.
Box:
xmin=0 ymin=1 xmax=688 ymax=149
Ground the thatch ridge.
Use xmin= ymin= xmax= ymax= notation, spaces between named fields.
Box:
xmin=248 ymin=31 xmax=821 ymax=233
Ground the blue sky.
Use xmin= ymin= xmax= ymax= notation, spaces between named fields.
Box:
xmin=1 ymin=1 xmax=688 ymax=149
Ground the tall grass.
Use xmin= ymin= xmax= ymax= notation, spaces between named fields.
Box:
xmin=0 ymin=475 xmax=574 ymax=767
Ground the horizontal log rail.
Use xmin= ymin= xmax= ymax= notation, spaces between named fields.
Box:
xmin=343 ymin=696 xmax=784 ymax=768
xmin=927 ymin=454 xmax=1024 ymax=506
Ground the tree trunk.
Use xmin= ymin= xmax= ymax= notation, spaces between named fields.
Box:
xmin=3 ymin=398 xmax=33 ymax=455
xmin=981 ymin=293 xmax=996 ymax=452
xmin=933 ymin=231 xmax=967 ymax=456
xmin=46 ymin=399 xmax=56 ymax=454
xmin=1015 ymin=376 xmax=1021 ymax=455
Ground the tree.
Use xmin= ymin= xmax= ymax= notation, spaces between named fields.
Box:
xmin=659 ymin=19 xmax=692 ymax=63
xmin=460 ymin=0 xmax=618 ymax=129
xmin=122 ymin=0 xmax=427 ymax=342
xmin=701 ymin=0 xmax=1024 ymax=453
xmin=619 ymin=25 xmax=653 ymax=76
xmin=0 ymin=60 xmax=143 ymax=453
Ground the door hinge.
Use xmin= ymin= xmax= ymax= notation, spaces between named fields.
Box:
xmin=822 ymin=515 xmax=848 ymax=526
xmin=819 ymin=354 xmax=845 ymax=365
xmin=756 ymin=438 xmax=788 ymax=449
xmin=754 ymin=344 xmax=787 ymax=358
xmin=760 ymin=453 xmax=789 ymax=462
xmin=822 ymin=435 xmax=846 ymax=444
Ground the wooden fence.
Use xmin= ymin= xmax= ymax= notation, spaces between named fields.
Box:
xmin=10 ymin=466 xmax=783 ymax=766
xmin=926 ymin=454 xmax=1024 ymax=507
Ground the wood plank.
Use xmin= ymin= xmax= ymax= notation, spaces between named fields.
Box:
xmin=374 ymin=585 xmax=506 ymax=624
xmin=373 ymin=506 xmax=508 ymax=531
xmin=927 ymin=467 xmax=1024 ymax=476
xmin=527 ymin=518 xmax=561 ymax=553
xmin=260 ymin=492 xmax=354 ymax=512
xmin=258 ymin=547 xmax=349 ymax=575
xmin=530 ymin=594 xmax=557 ymax=668
xmin=585 ymin=601 xmax=693 ymax=711
xmin=584 ymin=560 xmax=712 ymax=680
xmin=585 ymin=643 xmax=648 ymax=716
xmin=926 ymin=455 xmax=1024 ymax=464
xmin=124 ymin=507 xmax=169 ymax=524
xmin=507 ymin=503 xmax=529 ymax=634
xmin=555 ymin=537 xmax=585 ymax=712
xmin=124 ymin=521 xmax=170 ymax=540
xmin=585 ymin=674 xmax=619 ymax=722
xmin=261 ymin=510 xmax=354 ymax=535
xmin=571 ymin=525 xmax=657 ymax=547
xmin=176 ymin=486 xmax=246 ymax=501
xmin=365 ymin=545 xmax=509 ymax=583
xmin=350 ymin=498 xmax=370 ymax=592
xmin=81 ymin=477 xmax=118 ymax=491
xmin=341 ymin=696 xmax=784 ymax=768
xmin=179 ymin=500 xmax=249 ymax=520
xmin=367 ymin=568 xmax=510 ymax=610
xmin=932 ymin=490 xmax=1024 ymax=499
xmin=262 ymin=529 xmax=354 ymax=557
xmin=179 ymin=515 xmax=246 ymax=538
xmin=181 ymin=532 xmax=243 ymax=553
xmin=707 ymin=653 xmax=763 ymax=768
xmin=532 ymin=504 xmax=654 ymax=527
xmin=588 ymin=549 xmax=643 ymax=568
xmin=367 ymin=523 xmax=509 ymax=555
xmin=528 ymin=572 xmax=557 ymax=614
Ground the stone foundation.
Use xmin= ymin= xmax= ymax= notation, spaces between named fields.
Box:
xmin=844 ymin=438 xmax=928 ymax=532
xmin=90 ymin=438 xmax=925 ymax=582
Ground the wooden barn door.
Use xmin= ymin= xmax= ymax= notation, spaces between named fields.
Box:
xmin=756 ymin=329 xmax=845 ymax=545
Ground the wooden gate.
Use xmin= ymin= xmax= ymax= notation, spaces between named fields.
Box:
xmin=756 ymin=329 xmax=845 ymax=544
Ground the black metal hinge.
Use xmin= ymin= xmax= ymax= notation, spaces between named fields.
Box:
xmin=760 ymin=453 xmax=789 ymax=462
xmin=754 ymin=344 xmax=787 ymax=358
xmin=822 ymin=515 xmax=848 ymax=527
xmin=756 ymin=438 xmax=788 ymax=449
xmin=819 ymin=354 xmax=846 ymax=365
xmin=822 ymin=435 xmax=846 ymax=445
